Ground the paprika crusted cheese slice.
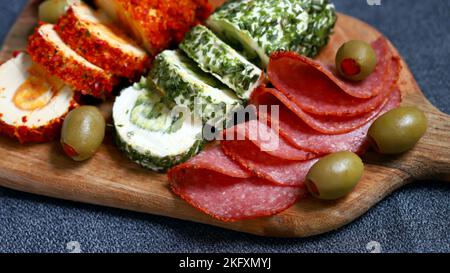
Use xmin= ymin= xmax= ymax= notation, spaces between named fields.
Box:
xmin=55 ymin=2 xmax=150 ymax=80
xmin=28 ymin=23 xmax=119 ymax=99
xmin=0 ymin=53 xmax=78 ymax=143
xmin=95 ymin=0 xmax=212 ymax=54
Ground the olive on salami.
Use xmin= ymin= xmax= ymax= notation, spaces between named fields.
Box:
xmin=267 ymin=37 xmax=401 ymax=116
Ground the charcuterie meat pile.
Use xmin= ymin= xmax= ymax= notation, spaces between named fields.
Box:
xmin=169 ymin=37 xmax=402 ymax=221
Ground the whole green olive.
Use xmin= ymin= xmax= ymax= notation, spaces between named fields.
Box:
xmin=336 ymin=40 xmax=377 ymax=81
xmin=61 ymin=106 xmax=105 ymax=161
xmin=368 ymin=107 xmax=427 ymax=154
xmin=38 ymin=0 xmax=78 ymax=24
xmin=306 ymin=151 xmax=364 ymax=200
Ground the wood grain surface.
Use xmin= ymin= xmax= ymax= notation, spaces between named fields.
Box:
xmin=0 ymin=0 xmax=448 ymax=237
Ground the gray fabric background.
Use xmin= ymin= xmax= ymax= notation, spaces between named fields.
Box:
xmin=0 ymin=0 xmax=448 ymax=253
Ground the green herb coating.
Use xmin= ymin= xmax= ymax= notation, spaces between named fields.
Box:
xmin=207 ymin=0 xmax=336 ymax=67
xmin=180 ymin=25 xmax=264 ymax=100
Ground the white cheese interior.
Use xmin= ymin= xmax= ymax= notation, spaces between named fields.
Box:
xmin=113 ymin=86 xmax=203 ymax=158
xmin=0 ymin=53 xmax=74 ymax=128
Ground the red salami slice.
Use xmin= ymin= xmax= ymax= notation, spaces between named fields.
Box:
xmin=251 ymin=86 xmax=389 ymax=134
xmin=268 ymin=37 xmax=401 ymax=116
xmin=185 ymin=145 xmax=250 ymax=178
xmin=169 ymin=146 xmax=306 ymax=221
xmin=258 ymin=88 xmax=402 ymax=155
xmin=223 ymin=120 xmax=316 ymax=161
xmin=221 ymin=139 xmax=319 ymax=187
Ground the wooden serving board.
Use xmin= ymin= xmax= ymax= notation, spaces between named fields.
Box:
xmin=0 ymin=0 xmax=449 ymax=237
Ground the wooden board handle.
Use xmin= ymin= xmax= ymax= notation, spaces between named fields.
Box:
xmin=365 ymin=93 xmax=450 ymax=182
xmin=421 ymin=98 xmax=450 ymax=182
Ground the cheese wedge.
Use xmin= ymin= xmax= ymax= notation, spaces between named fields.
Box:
xmin=0 ymin=53 xmax=77 ymax=143
xmin=28 ymin=23 xmax=119 ymax=99
xmin=56 ymin=2 xmax=150 ymax=80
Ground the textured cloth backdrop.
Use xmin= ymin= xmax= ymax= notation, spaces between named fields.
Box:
xmin=0 ymin=0 xmax=448 ymax=253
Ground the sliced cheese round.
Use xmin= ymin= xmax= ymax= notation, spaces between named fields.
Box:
xmin=27 ymin=23 xmax=118 ymax=99
xmin=0 ymin=53 xmax=77 ymax=143
xmin=113 ymin=86 xmax=204 ymax=172
xmin=56 ymin=2 xmax=150 ymax=80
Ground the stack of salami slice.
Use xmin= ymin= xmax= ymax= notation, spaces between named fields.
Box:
xmin=169 ymin=37 xmax=402 ymax=222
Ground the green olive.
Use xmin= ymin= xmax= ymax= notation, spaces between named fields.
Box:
xmin=368 ymin=107 xmax=427 ymax=154
xmin=38 ymin=0 xmax=78 ymax=24
xmin=306 ymin=152 xmax=364 ymax=200
xmin=61 ymin=106 xmax=105 ymax=162
xmin=336 ymin=40 xmax=377 ymax=81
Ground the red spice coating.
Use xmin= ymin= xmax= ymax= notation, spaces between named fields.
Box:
xmin=27 ymin=24 xmax=119 ymax=99
xmin=55 ymin=5 xmax=151 ymax=81
xmin=0 ymin=100 xmax=78 ymax=144
xmin=112 ymin=0 xmax=212 ymax=54
xmin=12 ymin=50 xmax=22 ymax=58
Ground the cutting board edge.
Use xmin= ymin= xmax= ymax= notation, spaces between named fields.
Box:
xmin=0 ymin=0 xmax=448 ymax=238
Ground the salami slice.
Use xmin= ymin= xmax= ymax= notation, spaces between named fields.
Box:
xmin=257 ymin=88 xmax=402 ymax=155
xmin=221 ymin=139 xmax=319 ymax=187
xmin=268 ymin=37 xmax=401 ymax=116
xmin=184 ymin=145 xmax=251 ymax=178
xmin=222 ymin=120 xmax=316 ymax=161
xmin=169 ymin=146 xmax=306 ymax=221
xmin=251 ymin=86 xmax=389 ymax=134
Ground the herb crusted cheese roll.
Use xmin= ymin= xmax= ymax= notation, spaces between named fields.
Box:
xmin=207 ymin=0 xmax=336 ymax=68
xmin=149 ymin=50 xmax=241 ymax=123
xmin=180 ymin=25 xmax=265 ymax=100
